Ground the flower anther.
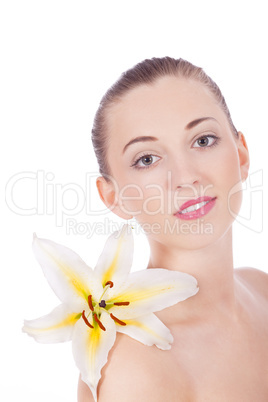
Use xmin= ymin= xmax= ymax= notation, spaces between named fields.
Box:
xmin=81 ymin=281 xmax=131 ymax=332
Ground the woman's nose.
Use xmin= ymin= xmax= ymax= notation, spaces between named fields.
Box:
xmin=168 ymin=154 xmax=201 ymax=192
xmin=177 ymin=180 xmax=199 ymax=189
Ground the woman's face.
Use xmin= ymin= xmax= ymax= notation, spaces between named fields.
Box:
xmin=103 ymin=76 xmax=248 ymax=250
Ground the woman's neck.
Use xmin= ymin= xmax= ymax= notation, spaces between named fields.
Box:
xmin=147 ymin=228 xmax=242 ymax=325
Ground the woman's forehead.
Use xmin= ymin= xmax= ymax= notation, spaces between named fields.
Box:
xmin=106 ymin=76 xmax=224 ymax=143
xmin=113 ymin=76 xmax=214 ymax=109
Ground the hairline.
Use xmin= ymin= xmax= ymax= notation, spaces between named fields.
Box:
xmin=102 ymin=75 xmax=238 ymax=178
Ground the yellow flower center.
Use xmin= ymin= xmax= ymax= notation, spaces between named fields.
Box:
xmin=81 ymin=281 xmax=130 ymax=331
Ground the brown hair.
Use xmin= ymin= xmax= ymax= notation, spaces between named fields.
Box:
xmin=91 ymin=56 xmax=238 ymax=177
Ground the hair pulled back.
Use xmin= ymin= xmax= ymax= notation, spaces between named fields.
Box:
xmin=92 ymin=57 xmax=237 ymax=177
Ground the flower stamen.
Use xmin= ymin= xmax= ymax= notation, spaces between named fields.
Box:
xmin=105 ymin=281 xmax=114 ymax=288
xmin=113 ymin=301 xmax=130 ymax=306
xmin=82 ymin=310 xmax=94 ymax=328
xmin=110 ymin=313 xmax=126 ymax=326
xmin=88 ymin=295 xmax=94 ymax=311
xmin=93 ymin=313 xmax=106 ymax=331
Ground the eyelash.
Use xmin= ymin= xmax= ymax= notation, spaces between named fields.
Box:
xmin=193 ymin=134 xmax=220 ymax=149
xmin=130 ymin=153 xmax=160 ymax=170
xmin=131 ymin=135 xmax=221 ymax=170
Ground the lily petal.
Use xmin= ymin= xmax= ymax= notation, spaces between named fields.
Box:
xmin=109 ymin=268 xmax=198 ymax=319
xmin=33 ymin=235 xmax=103 ymax=308
xmin=22 ymin=304 xmax=80 ymax=343
xmin=72 ymin=312 xmax=116 ymax=401
xmin=94 ymin=224 xmax=134 ymax=288
xmin=116 ymin=313 xmax=173 ymax=350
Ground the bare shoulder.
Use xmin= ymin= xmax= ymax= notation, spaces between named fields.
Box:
xmin=235 ymin=267 xmax=268 ymax=301
xmin=78 ymin=375 xmax=95 ymax=402
xmin=99 ymin=334 xmax=164 ymax=401
xmin=78 ymin=333 xmax=190 ymax=402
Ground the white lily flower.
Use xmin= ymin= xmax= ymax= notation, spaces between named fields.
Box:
xmin=23 ymin=225 xmax=199 ymax=401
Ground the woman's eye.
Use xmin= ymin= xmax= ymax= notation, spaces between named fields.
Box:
xmin=131 ymin=154 xmax=160 ymax=169
xmin=193 ymin=135 xmax=219 ymax=148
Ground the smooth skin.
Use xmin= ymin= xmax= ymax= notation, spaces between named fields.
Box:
xmin=79 ymin=77 xmax=268 ymax=401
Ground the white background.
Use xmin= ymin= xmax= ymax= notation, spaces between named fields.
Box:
xmin=1 ymin=1 xmax=267 ymax=400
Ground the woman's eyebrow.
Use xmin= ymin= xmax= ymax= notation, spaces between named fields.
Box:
xmin=185 ymin=117 xmax=217 ymax=130
xmin=122 ymin=136 xmax=158 ymax=154
xmin=122 ymin=117 xmax=217 ymax=154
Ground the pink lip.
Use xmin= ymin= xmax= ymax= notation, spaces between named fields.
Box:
xmin=174 ymin=196 xmax=217 ymax=221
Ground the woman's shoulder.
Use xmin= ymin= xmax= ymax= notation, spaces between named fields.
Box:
xmin=99 ymin=334 xmax=163 ymax=400
xmin=235 ymin=266 xmax=268 ymax=301
xmin=78 ymin=332 xmax=189 ymax=401
xmin=78 ymin=334 xmax=151 ymax=401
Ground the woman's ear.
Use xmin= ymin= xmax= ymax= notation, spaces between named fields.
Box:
xmin=237 ymin=132 xmax=250 ymax=182
xmin=96 ymin=176 xmax=133 ymax=220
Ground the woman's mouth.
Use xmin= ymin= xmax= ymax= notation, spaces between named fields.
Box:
xmin=174 ymin=196 xmax=217 ymax=221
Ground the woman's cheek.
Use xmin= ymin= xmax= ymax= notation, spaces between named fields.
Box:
xmin=220 ymin=149 xmax=243 ymax=221
xmin=226 ymin=179 xmax=243 ymax=221
xmin=118 ymin=177 xmax=166 ymax=217
xmin=117 ymin=182 xmax=144 ymax=216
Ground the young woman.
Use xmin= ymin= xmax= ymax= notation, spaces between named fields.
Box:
xmin=78 ymin=57 xmax=268 ymax=401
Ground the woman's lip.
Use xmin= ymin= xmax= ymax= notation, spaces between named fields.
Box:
xmin=178 ymin=196 xmax=216 ymax=212
xmin=173 ymin=196 xmax=217 ymax=221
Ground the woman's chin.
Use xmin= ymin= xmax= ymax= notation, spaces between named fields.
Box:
xmin=141 ymin=215 xmax=234 ymax=252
